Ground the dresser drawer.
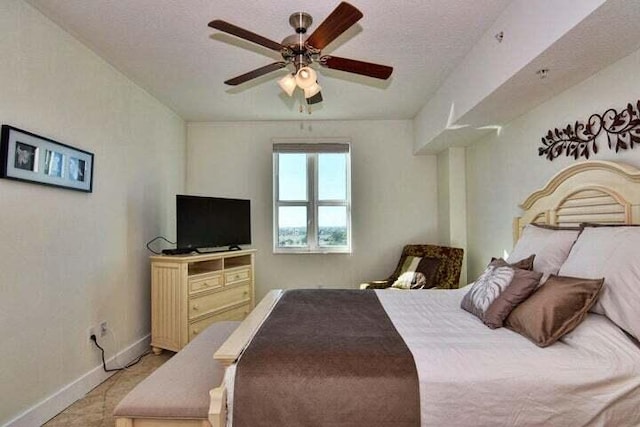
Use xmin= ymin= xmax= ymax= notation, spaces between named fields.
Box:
xmin=189 ymin=284 xmax=250 ymax=320
xmin=189 ymin=272 xmax=223 ymax=294
xmin=188 ymin=304 xmax=251 ymax=339
xmin=225 ymin=267 xmax=251 ymax=286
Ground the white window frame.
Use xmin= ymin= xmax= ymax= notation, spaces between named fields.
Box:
xmin=273 ymin=138 xmax=352 ymax=254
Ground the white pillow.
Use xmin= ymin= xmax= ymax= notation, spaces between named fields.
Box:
xmin=508 ymin=224 xmax=580 ymax=276
xmin=558 ymin=226 xmax=640 ymax=341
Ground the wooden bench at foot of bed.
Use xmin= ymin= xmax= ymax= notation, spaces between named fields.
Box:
xmin=114 ymin=321 xmax=240 ymax=427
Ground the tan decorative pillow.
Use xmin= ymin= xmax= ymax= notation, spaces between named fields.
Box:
xmin=492 ymin=254 xmax=535 ymax=271
xmin=505 ymin=275 xmax=603 ymax=347
xmin=483 ymin=259 xmax=542 ymax=329
xmin=461 ymin=260 xmax=541 ymax=328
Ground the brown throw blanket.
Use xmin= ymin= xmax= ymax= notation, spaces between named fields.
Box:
xmin=233 ymin=289 xmax=420 ymax=426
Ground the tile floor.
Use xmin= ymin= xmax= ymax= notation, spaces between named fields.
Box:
xmin=44 ymin=351 xmax=172 ymax=427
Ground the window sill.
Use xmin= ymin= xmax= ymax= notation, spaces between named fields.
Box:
xmin=273 ymin=248 xmax=352 ymax=255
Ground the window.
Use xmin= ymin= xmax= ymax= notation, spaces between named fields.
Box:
xmin=273 ymin=140 xmax=351 ymax=253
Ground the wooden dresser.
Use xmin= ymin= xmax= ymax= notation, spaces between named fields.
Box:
xmin=149 ymin=249 xmax=255 ymax=354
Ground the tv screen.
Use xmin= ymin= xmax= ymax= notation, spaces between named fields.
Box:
xmin=176 ymin=195 xmax=251 ymax=250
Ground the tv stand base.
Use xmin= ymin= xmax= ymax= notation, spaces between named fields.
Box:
xmin=162 ymin=248 xmax=194 ymax=255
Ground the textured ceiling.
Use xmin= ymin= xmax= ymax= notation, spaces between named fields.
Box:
xmin=25 ymin=0 xmax=511 ymax=121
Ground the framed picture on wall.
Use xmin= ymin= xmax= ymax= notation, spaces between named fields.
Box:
xmin=0 ymin=125 xmax=94 ymax=192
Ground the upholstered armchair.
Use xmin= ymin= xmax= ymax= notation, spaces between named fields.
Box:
xmin=361 ymin=244 xmax=464 ymax=290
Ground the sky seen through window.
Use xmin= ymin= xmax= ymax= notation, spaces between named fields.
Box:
xmin=279 ymin=153 xmax=347 ymax=227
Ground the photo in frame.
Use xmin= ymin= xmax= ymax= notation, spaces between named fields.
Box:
xmin=0 ymin=125 xmax=94 ymax=192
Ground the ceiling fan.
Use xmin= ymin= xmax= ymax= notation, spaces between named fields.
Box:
xmin=208 ymin=2 xmax=393 ymax=105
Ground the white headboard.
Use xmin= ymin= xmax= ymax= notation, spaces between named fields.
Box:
xmin=514 ymin=161 xmax=640 ymax=242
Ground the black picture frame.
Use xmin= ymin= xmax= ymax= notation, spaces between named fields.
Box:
xmin=0 ymin=125 xmax=94 ymax=192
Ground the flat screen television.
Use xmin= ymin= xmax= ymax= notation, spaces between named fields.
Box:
xmin=176 ymin=195 xmax=251 ymax=251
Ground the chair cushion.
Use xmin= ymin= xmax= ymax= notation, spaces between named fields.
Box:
xmin=391 ymin=256 xmax=440 ymax=289
xmin=113 ymin=321 xmax=239 ymax=419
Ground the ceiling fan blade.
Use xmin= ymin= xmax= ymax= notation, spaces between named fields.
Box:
xmin=306 ymin=2 xmax=363 ymax=50
xmin=224 ymin=62 xmax=288 ymax=86
xmin=209 ymin=20 xmax=285 ymax=52
xmin=320 ymin=55 xmax=393 ymax=80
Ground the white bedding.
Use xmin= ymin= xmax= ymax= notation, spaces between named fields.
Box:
xmin=224 ymin=288 xmax=640 ymax=426
xmin=377 ymin=288 xmax=640 ymax=427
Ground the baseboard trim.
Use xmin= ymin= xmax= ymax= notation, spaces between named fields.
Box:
xmin=5 ymin=334 xmax=150 ymax=427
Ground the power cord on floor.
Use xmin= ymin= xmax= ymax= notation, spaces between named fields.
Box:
xmin=89 ymin=334 xmax=150 ymax=372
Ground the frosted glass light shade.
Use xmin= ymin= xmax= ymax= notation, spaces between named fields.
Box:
xmin=278 ymin=74 xmax=297 ymax=96
xmin=303 ymin=82 xmax=321 ymax=98
xmin=295 ymin=67 xmax=317 ymax=89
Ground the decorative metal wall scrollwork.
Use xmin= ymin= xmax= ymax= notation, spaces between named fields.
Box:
xmin=539 ymin=100 xmax=640 ymax=161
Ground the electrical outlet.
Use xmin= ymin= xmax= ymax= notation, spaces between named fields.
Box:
xmin=100 ymin=321 xmax=108 ymax=337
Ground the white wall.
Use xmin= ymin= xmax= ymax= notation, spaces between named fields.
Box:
xmin=437 ymin=150 xmax=451 ymax=245
xmin=413 ymin=0 xmax=605 ymax=153
xmin=437 ymin=147 xmax=467 ymax=284
xmin=0 ymin=1 xmax=185 ymax=424
xmin=466 ymin=47 xmax=640 ymax=280
xmin=187 ymin=120 xmax=437 ymax=300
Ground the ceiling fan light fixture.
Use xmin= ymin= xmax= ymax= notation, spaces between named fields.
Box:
xmin=210 ymin=2 xmax=392 ymax=109
xmin=295 ymin=66 xmax=317 ymax=89
xmin=304 ymin=82 xmax=321 ymax=98
xmin=306 ymin=90 xmax=323 ymax=105
xmin=278 ymin=73 xmax=297 ymax=96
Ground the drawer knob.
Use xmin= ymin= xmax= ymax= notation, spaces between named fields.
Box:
xmin=192 ymin=329 xmax=199 ymax=335
xmin=193 ymin=304 xmax=199 ymax=311
xmin=243 ymin=290 xmax=249 ymax=296
xmin=203 ymin=282 xmax=209 ymax=287
xmin=235 ymin=275 xmax=240 ymax=280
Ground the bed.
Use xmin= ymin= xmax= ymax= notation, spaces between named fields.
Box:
xmin=204 ymin=160 xmax=640 ymax=427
